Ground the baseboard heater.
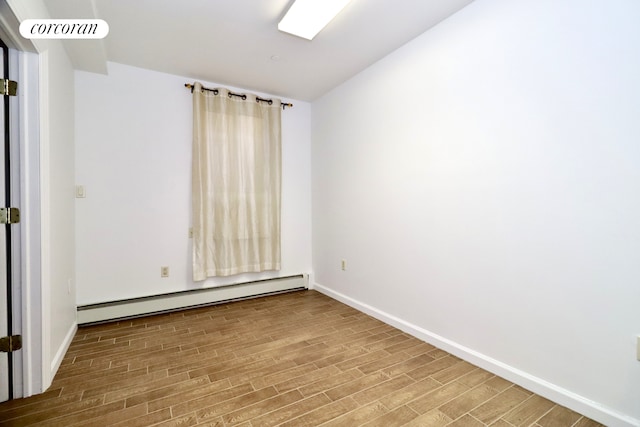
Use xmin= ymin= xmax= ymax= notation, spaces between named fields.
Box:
xmin=77 ymin=274 xmax=308 ymax=325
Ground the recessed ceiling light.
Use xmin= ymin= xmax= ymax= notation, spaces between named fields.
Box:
xmin=278 ymin=0 xmax=352 ymax=41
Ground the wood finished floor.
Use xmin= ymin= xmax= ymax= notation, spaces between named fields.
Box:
xmin=0 ymin=290 xmax=604 ymax=427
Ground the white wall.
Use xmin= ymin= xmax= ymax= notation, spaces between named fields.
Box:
xmin=43 ymin=37 xmax=76 ymax=380
xmin=75 ymin=62 xmax=311 ymax=305
xmin=311 ymin=0 xmax=640 ymax=425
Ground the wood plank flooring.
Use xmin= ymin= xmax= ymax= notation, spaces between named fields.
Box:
xmin=0 ymin=290 xmax=604 ymax=426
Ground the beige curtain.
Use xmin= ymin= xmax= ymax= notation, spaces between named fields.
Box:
xmin=192 ymin=82 xmax=281 ymax=280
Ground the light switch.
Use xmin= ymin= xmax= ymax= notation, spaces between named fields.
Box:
xmin=75 ymin=185 xmax=86 ymax=198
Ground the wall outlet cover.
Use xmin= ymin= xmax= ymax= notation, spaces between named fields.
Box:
xmin=75 ymin=185 xmax=86 ymax=198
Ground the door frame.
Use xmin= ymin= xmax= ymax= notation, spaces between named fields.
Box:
xmin=17 ymin=48 xmax=43 ymax=398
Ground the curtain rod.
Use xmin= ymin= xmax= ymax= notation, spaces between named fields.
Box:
xmin=184 ymin=83 xmax=293 ymax=110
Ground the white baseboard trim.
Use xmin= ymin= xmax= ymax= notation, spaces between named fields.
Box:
xmin=77 ymin=274 xmax=308 ymax=325
xmin=50 ymin=321 xmax=77 ymax=381
xmin=312 ymin=282 xmax=639 ymax=427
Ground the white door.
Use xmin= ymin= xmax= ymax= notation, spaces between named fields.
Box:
xmin=0 ymin=38 xmax=20 ymax=403
xmin=0 ymin=38 xmax=9 ymax=403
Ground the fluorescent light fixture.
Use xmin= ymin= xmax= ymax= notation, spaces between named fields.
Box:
xmin=278 ymin=0 xmax=352 ymax=40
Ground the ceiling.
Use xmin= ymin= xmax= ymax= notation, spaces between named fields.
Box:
xmin=44 ymin=0 xmax=475 ymax=101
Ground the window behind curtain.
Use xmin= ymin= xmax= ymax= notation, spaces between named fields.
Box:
xmin=191 ymin=83 xmax=282 ymax=280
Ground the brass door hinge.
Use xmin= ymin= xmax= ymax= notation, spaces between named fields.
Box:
xmin=0 ymin=207 xmax=20 ymax=224
xmin=0 ymin=78 xmax=17 ymax=96
xmin=0 ymin=335 xmax=22 ymax=353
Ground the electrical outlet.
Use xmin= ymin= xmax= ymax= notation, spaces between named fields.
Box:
xmin=161 ymin=266 xmax=169 ymax=278
xmin=75 ymin=185 xmax=86 ymax=198
xmin=341 ymin=259 xmax=347 ymax=271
